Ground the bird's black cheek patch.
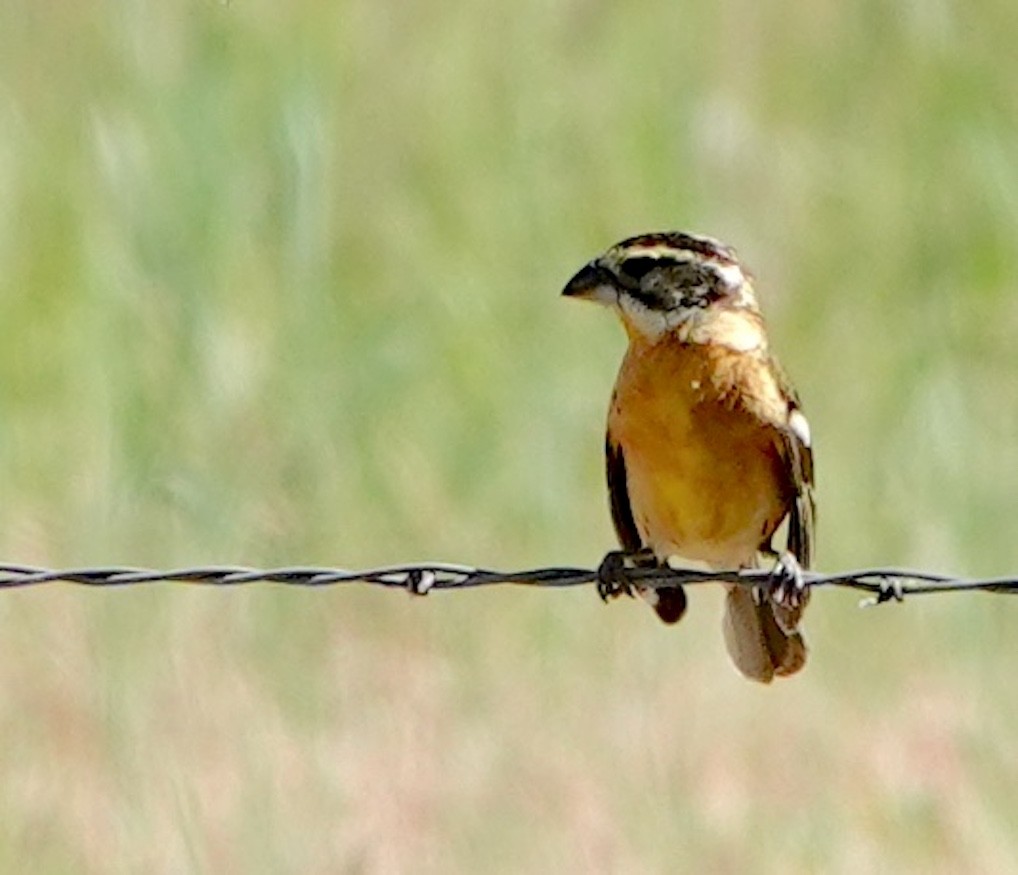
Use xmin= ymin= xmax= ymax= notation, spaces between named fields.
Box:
xmin=618 ymin=256 xmax=668 ymax=285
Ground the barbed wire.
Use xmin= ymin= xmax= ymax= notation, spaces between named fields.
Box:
xmin=0 ymin=561 xmax=1015 ymax=606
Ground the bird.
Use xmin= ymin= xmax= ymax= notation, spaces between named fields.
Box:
xmin=562 ymin=231 xmax=815 ymax=683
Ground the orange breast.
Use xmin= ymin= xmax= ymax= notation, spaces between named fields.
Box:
xmin=608 ymin=337 xmax=790 ymax=568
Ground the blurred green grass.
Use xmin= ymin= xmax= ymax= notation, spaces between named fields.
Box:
xmin=2 ymin=0 xmax=1018 ymax=871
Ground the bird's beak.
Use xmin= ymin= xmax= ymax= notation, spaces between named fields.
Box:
xmin=561 ymin=260 xmax=618 ymax=305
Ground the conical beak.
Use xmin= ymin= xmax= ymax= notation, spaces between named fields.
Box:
xmin=561 ymin=260 xmax=618 ymax=305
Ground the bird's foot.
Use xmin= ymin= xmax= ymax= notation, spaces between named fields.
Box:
xmin=768 ymin=551 xmax=809 ymax=610
xmin=596 ymin=550 xmax=653 ymax=602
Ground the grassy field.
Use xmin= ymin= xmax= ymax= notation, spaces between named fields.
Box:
xmin=2 ymin=1 xmax=1018 ymax=871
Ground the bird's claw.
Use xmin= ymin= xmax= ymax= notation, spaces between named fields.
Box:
xmin=769 ymin=551 xmax=808 ymax=609
xmin=596 ymin=551 xmax=637 ymax=602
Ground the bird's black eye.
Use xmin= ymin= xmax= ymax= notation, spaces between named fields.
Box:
xmin=617 ymin=256 xmax=662 ymax=284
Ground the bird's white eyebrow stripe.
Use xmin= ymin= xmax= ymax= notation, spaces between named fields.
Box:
xmin=715 ymin=263 xmax=746 ymax=288
xmin=624 ymin=246 xmax=695 ymax=261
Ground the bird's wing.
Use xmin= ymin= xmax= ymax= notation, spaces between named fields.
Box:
xmin=605 ymin=434 xmax=644 ymax=553
xmin=775 ymin=370 xmax=816 ymax=569
xmin=605 ymin=431 xmax=687 ymax=624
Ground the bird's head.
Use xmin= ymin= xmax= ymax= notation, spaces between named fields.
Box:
xmin=562 ymin=232 xmax=761 ymax=344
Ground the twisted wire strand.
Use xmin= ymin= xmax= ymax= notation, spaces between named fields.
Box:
xmin=0 ymin=562 xmax=1014 ymax=605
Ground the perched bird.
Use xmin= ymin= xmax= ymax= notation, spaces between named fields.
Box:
xmin=562 ymin=231 xmax=815 ymax=682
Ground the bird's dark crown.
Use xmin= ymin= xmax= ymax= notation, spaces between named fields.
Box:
xmin=611 ymin=232 xmax=738 ymax=266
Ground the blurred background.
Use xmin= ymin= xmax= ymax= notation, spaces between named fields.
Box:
xmin=1 ymin=1 xmax=1017 ymax=871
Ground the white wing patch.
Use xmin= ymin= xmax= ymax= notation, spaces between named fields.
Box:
xmin=788 ymin=408 xmax=811 ymax=448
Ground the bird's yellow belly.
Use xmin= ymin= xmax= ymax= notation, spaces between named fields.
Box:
xmin=609 ymin=344 xmax=788 ymax=568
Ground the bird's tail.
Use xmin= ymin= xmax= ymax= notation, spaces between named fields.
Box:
xmin=722 ymin=585 xmax=807 ymax=683
xmin=636 ymin=584 xmax=688 ymax=624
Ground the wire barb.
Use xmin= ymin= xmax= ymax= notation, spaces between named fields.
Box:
xmin=0 ymin=561 xmax=1014 ymax=604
